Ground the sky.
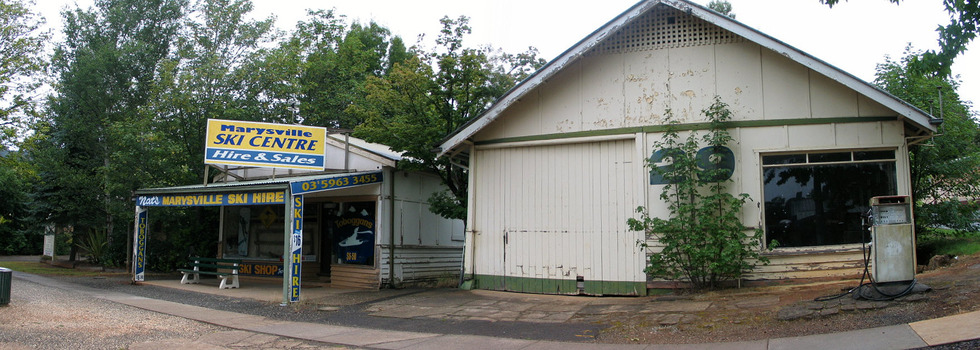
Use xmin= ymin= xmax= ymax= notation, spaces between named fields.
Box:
xmin=36 ymin=0 xmax=978 ymax=116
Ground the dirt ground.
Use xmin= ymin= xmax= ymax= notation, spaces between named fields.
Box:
xmin=597 ymin=252 xmax=980 ymax=345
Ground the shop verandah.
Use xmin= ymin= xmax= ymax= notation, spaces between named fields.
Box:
xmin=132 ymin=170 xmax=386 ymax=304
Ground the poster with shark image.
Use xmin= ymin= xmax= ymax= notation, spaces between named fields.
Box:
xmin=334 ymin=202 xmax=375 ymax=265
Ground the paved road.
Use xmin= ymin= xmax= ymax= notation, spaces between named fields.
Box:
xmin=0 ymin=274 xmax=346 ymax=349
xmin=34 ymin=274 xmax=600 ymax=342
xmin=1 ymin=261 xmax=978 ymax=349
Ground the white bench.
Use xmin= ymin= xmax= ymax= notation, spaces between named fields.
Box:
xmin=178 ymin=257 xmax=241 ymax=289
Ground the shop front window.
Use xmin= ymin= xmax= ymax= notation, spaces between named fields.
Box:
xmin=328 ymin=201 xmax=376 ymax=266
xmin=763 ymin=150 xmax=897 ymax=248
xmin=223 ymin=205 xmax=285 ymax=260
xmin=222 ymin=204 xmax=317 ymax=261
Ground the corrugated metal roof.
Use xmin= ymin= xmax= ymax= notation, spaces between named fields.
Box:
xmin=327 ymin=134 xmax=403 ymax=161
xmin=437 ymin=0 xmax=937 ymax=157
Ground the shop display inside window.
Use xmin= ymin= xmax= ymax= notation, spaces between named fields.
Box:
xmin=327 ymin=202 xmax=376 ymax=266
xmin=222 ymin=204 xmax=317 ymax=262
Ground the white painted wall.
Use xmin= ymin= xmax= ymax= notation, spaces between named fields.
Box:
xmin=379 ymin=170 xmax=465 ymax=285
xmin=463 ymin=6 xmax=916 ymax=289
xmin=474 ymin=40 xmax=896 ymax=142
xmin=470 ymin=140 xmax=646 ymax=285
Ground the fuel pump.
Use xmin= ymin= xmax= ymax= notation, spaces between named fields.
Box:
xmin=869 ymin=195 xmax=916 ymax=283
xmin=814 ymin=195 xmax=920 ymax=302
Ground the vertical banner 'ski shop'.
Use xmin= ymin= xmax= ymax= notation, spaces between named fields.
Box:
xmin=289 ymin=195 xmax=303 ymax=302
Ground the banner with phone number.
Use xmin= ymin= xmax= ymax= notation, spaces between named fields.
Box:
xmin=290 ymin=171 xmax=382 ymax=195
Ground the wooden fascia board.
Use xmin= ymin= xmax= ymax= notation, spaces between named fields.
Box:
xmin=472 ymin=116 xmax=899 ymax=147
xmin=135 ymin=183 xmax=288 ymax=196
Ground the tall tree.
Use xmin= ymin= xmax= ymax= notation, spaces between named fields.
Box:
xmin=0 ymin=0 xmax=48 ymax=254
xmin=875 ymin=47 xmax=980 ymax=232
xmin=292 ymin=10 xmax=409 ymax=129
xmin=36 ymin=0 xmax=185 ymax=261
xmin=821 ymin=0 xmax=979 ymax=76
xmin=0 ymin=150 xmax=35 ymax=254
xmin=0 ymin=0 xmax=49 ymax=148
xmin=351 ymin=16 xmax=545 ymax=220
xmin=143 ymin=0 xmax=277 ymax=184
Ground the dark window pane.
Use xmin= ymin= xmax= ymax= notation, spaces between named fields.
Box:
xmin=764 ymin=162 xmax=897 ymax=248
xmin=854 ymin=150 xmax=895 ymax=161
xmin=809 ymin=152 xmax=851 ymax=163
xmin=763 ymin=154 xmax=806 ymax=165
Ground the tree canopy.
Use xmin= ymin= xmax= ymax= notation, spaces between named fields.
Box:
xmin=708 ymin=0 xmax=735 ymax=19
xmin=821 ymin=0 xmax=979 ymax=77
xmin=7 ymin=0 xmax=542 ymax=262
xmin=350 ymin=16 xmax=545 ymax=220
xmin=33 ymin=0 xmax=186 ymax=260
xmin=0 ymin=0 xmax=49 ymax=254
xmin=295 ymin=11 xmax=410 ymax=129
xmin=874 ymin=46 xmax=980 ymax=233
xmin=0 ymin=0 xmax=49 ymax=148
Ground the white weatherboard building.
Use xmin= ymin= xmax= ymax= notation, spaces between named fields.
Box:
xmin=438 ymin=0 xmax=937 ymax=295
xmin=135 ymin=134 xmax=463 ymax=300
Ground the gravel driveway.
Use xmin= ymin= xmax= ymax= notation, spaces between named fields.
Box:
xmin=0 ymin=274 xmax=343 ymax=349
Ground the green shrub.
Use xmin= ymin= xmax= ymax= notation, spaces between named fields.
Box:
xmin=917 ymin=229 xmax=980 ymax=261
xmin=917 ymin=200 xmax=979 ymax=236
xmin=76 ymin=228 xmax=109 ymax=266
xmin=628 ymin=97 xmax=767 ymax=290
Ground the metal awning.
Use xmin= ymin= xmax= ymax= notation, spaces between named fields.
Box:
xmin=135 ymin=170 xmax=383 ymax=197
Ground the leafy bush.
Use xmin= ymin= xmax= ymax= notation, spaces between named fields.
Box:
xmin=917 ymin=200 xmax=979 ymax=237
xmin=628 ymin=97 xmax=767 ymax=290
xmin=916 ymin=227 xmax=980 ymax=263
xmin=76 ymin=228 xmax=109 ymax=266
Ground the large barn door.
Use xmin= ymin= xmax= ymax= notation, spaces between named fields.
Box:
xmin=492 ymin=139 xmax=644 ymax=294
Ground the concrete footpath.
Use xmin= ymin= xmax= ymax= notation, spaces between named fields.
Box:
xmin=9 ymin=272 xmax=980 ymax=350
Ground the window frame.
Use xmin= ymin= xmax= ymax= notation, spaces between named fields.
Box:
xmin=760 ymin=148 xmax=899 ymax=250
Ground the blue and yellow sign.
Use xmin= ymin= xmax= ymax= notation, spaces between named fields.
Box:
xmin=133 ymin=209 xmax=147 ymax=282
xmin=290 ymin=172 xmax=382 ymax=195
xmin=136 ymin=191 xmax=286 ymax=207
xmin=239 ymin=262 xmax=284 ymax=277
xmin=205 ymin=119 xmax=327 ymax=170
xmin=289 ymin=195 xmax=303 ymax=302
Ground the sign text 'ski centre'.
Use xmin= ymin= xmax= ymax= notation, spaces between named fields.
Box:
xmin=205 ymin=119 xmax=327 ymax=170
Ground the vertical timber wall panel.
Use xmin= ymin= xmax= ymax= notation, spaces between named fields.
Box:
xmin=580 ymin=54 xmax=625 ymax=130
xmin=809 ymin=72 xmax=860 ymax=118
xmin=381 ymin=171 xmax=463 ymax=286
xmin=474 ymin=140 xmax=645 ymax=294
